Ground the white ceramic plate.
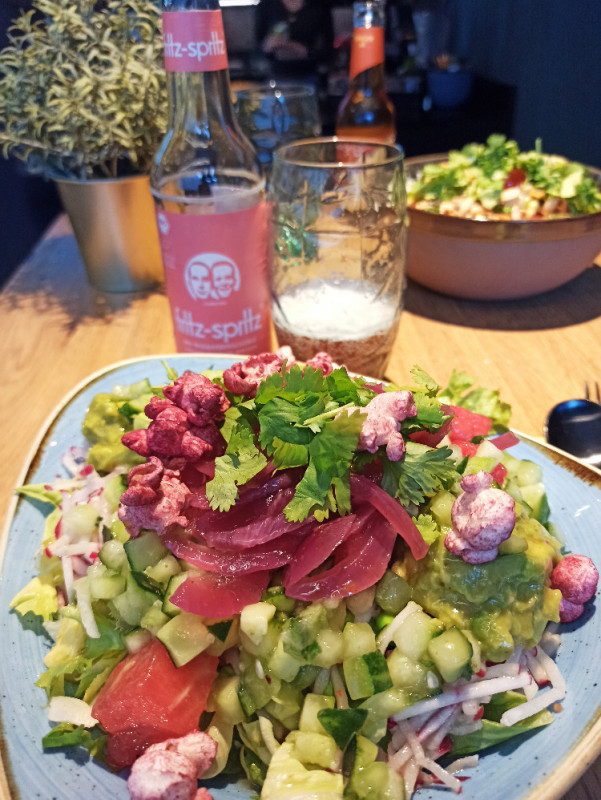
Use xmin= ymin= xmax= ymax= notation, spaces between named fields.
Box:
xmin=1 ymin=355 xmax=601 ymax=800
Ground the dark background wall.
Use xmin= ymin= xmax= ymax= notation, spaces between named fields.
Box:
xmin=1 ymin=0 xmax=600 ymax=287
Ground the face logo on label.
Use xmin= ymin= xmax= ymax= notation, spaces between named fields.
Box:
xmin=157 ymin=212 xmax=170 ymax=235
xmin=184 ymin=253 xmax=241 ymax=301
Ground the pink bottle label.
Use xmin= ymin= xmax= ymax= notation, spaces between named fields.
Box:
xmin=156 ymin=203 xmax=271 ymax=355
xmin=162 ymin=10 xmax=228 ymax=73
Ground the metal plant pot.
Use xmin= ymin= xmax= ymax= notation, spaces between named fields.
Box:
xmin=55 ymin=174 xmax=163 ymax=292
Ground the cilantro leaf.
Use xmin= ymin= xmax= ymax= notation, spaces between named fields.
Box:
xmin=381 ymin=441 xmax=459 ymax=507
xmin=271 ymin=438 xmax=309 ymax=470
xmin=258 ymin=396 xmax=314 ymax=455
xmin=284 ymin=411 xmax=363 ymax=521
xmin=410 ymin=366 xmax=441 ymax=396
xmin=414 ymin=513 xmax=442 ymax=545
xmin=206 ymin=425 xmax=267 ymax=511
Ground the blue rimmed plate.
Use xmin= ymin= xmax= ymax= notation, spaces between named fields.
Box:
xmin=1 ymin=355 xmax=601 ymax=800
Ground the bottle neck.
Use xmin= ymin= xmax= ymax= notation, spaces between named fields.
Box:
xmin=161 ymin=2 xmax=239 ymax=141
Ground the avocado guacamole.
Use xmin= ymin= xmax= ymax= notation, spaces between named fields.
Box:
xmin=401 ymin=508 xmax=562 ymax=663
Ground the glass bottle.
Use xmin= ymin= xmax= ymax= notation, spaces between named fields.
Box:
xmin=335 ymin=0 xmax=396 ymax=145
xmin=151 ymin=0 xmax=271 ymax=355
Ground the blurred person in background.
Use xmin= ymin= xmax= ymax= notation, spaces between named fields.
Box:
xmin=257 ymin=0 xmax=334 ymax=84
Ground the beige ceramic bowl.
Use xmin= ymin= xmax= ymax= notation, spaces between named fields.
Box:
xmin=405 ymin=153 xmax=601 ymax=300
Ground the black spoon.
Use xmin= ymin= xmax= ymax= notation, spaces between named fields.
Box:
xmin=545 ymin=398 xmax=601 ymax=467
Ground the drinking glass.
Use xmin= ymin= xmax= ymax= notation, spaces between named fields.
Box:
xmin=268 ymin=138 xmax=407 ymax=377
xmin=234 ymin=82 xmax=321 ymax=176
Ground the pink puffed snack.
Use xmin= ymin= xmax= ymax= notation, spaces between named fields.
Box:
xmin=551 ymin=553 xmax=599 ymax=622
xmin=445 ymin=470 xmax=515 ymax=564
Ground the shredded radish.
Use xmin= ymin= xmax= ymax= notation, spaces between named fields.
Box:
xmin=394 ymin=672 xmax=533 ymax=721
xmin=446 ymin=754 xmax=479 ymax=773
xmin=377 ymin=600 xmax=422 ymax=653
xmin=398 ymin=720 xmax=425 ymax=760
xmin=417 ymin=706 xmax=457 ymax=743
xmin=418 ymin=755 xmax=463 ymax=793
xmin=74 ymin=579 xmax=100 ymax=639
xmin=483 ymin=662 xmax=521 ymax=679
xmin=257 ymin=715 xmax=280 ymax=756
xmin=330 ymin=665 xmax=349 ymax=709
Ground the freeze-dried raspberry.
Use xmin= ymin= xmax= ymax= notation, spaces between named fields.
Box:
xmin=551 ymin=553 xmax=598 ymax=622
xmin=445 ymin=470 xmax=515 ymax=564
xmin=164 ymin=371 xmax=229 ymax=427
xmin=305 ymin=352 xmax=338 ymax=376
xmin=119 ymin=461 xmax=191 ymax=537
xmin=222 ymin=347 xmax=296 ymax=397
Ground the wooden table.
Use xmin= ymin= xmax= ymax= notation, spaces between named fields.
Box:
xmin=1 ymin=214 xmax=601 ymax=799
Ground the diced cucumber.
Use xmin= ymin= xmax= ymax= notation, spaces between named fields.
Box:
xmin=343 ymin=651 xmax=392 ymax=700
xmin=386 ymin=650 xmax=429 ymax=691
xmin=299 ymin=693 xmax=335 ymax=733
xmin=112 ymin=378 xmax=153 ymax=399
xmin=265 ymin=682 xmax=303 ymax=729
xmin=262 ymin=585 xmax=296 ymax=613
xmin=145 ymin=554 xmax=181 ymax=585
xmin=123 ymin=628 xmax=152 ymax=654
xmin=238 ymin=658 xmax=279 ymax=716
xmin=312 ymin=628 xmax=344 ymax=669
xmin=359 ymin=688 xmax=411 ymax=742
xmin=520 ymin=483 xmax=549 ymax=522
xmin=268 ymin=638 xmax=303 ymax=682
xmin=427 ymin=627 xmax=473 ymax=683
xmin=104 ymin=474 xmax=127 ymax=512
xmin=162 ymin=572 xmax=189 ymax=615
xmin=342 ymin=622 xmax=376 ymax=659
xmin=140 ymin=600 xmax=170 ymax=635
xmin=376 ymin=570 xmax=412 ymax=615
xmin=110 ymin=573 xmax=157 ymax=627
xmin=209 ymin=674 xmax=246 ymax=725
xmin=156 ymin=611 xmax=215 ymax=666
xmin=392 ymin=610 xmax=443 ymax=660
xmin=99 ymin=538 xmax=128 ymax=571
xmin=240 ymin=602 xmax=277 ymax=646
xmin=288 ymin=730 xmax=340 ymax=770
xmin=124 ymin=530 xmax=168 ymax=572
xmin=87 ymin=562 xmax=126 ymax=600
xmin=349 ymin=735 xmax=404 ymax=800
xmin=429 ymin=490 xmax=456 ymax=529
xmin=515 ymin=459 xmax=543 ymax=487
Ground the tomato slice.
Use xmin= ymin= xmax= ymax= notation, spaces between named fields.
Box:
xmin=447 ymin=405 xmax=492 ymax=444
xmin=92 ymin=639 xmax=218 ymax=769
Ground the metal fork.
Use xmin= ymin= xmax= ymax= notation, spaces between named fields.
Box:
xmin=585 ymin=381 xmax=601 ymax=405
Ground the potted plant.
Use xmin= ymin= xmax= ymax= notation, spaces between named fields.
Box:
xmin=0 ymin=0 xmax=168 ymax=291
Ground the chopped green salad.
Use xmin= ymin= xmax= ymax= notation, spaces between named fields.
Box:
xmin=9 ymin=351 xmax=598 ymax=800
xmin=407 ymin=134 xmax=601 ymax=220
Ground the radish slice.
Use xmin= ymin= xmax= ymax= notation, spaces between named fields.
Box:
xmin=350 ymin=474 xmax=428 ymax=559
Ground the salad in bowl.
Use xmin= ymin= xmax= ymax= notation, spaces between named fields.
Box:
xmin=8 ymin=348 xmax=598 ymax=800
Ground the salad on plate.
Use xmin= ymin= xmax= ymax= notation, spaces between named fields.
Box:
xmin=9 ymin=348 xmax=599 ymax=800
xmin=407 ymin=134 xmax=601 ymax=221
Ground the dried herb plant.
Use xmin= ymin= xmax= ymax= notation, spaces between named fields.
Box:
xmin=0 ymin=0 xmax=167 ymax=180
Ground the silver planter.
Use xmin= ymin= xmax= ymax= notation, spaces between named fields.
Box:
xmin=55 ymin=174 xmax=163 ymax=292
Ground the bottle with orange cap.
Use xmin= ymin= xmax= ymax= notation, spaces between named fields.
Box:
xmin=335 ymin=0 xmax=396 ymax=144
